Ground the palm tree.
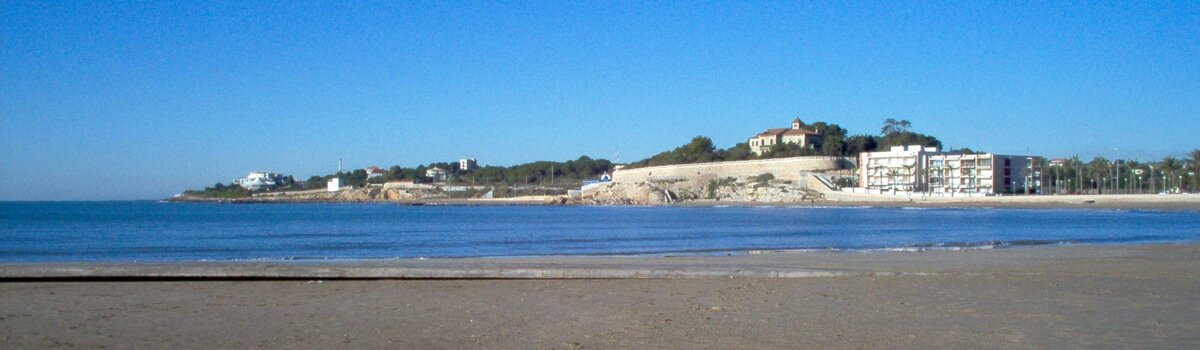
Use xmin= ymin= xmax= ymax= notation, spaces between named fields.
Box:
xmin=1070 ymin=155 xmax=1083 ymax=194
xmin=1188 ymin=149 xmax=1200 ymax=193
xmin=1087 ymin=157 xmax=1110 ymax=194
xmin=1161 ymin=157 xmax=1182 ymax=193
xmin=1125 ymin=160 xmax=1142 ymax=193
xmin=1034 ymin=158 xmax=1049 ymax=195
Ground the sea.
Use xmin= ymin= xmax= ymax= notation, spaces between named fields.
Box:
xmin=1 ymin=201 xmax=1199 ymax=262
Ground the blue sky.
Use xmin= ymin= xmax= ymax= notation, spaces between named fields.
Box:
xmin=2 ymin=1 xmax=1198 ymax=200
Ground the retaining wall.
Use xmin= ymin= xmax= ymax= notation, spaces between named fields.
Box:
xmin=612 ymin=156 xmax=854 ymax=183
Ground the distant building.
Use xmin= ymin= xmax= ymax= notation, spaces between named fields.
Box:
xmin=234 ymin=172 xmax=286 ymax=191
xmin=327 ymin=178 xmax=342 ymax=192
xmin=858 ymin=145 xmax=941 ymax=192
xmin=1048 ymin=158 xmax=1069 ymax=167
xmin=748 ymin=118 xmax=822 ymax=156
xmin=458 ymin=158 xmax=478 ymax=171
xmin=425 ymin=168 xmax=449 ymax=182
xmin=927 ymin=153 xmax=1042 ymax=194
xmin=365 ymin=166 xmax=386 ymax=178
xmin=857 ymin=145 xmax=1044 ymax=194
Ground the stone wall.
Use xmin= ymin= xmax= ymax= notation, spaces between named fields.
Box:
xmin=612 ymin=156 xmax=854 ymax=183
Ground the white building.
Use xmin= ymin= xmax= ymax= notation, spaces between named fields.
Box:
xmin=857 ymin=145 xmax=1043 ymax=195
xmin=458 ymin=158 xmax=477 ymax=171
xmin=927 ymin=153 xmax=1042 ymax=194
xmin=234 ymin=172 xmax=286 ymax=191
xmin=365 ymin=166 xmax=386 ymax=178
xmin=327 ymin=178 xmax=342 ymax=192
xmin=425 ymin=168 xmax=449 ymax=182
xmin=857 ymin=145 xmax=941 ymax=192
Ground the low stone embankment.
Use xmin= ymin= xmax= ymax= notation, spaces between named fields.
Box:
xmin=612 ymin=156 xmax=852 ymax=183
xmin=570 ymin=174 xmax=829 ymax=205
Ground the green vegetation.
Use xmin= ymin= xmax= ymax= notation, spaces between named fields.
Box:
xmin=625 ymin=118 xmax=943 ymax=169
xmin=183 ymin=183 xmax=251 ymax=199
xmin=705 ymin=177 xmax=737 ymax=199
xmin=753 ymin=173 xmax=775 ymax=188
xmin=1043 ymin=150 xmax=1200 ymax=195
xmin=186 ymin=156 xmax=615 ymax=199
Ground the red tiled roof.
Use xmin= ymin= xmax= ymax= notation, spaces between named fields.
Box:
xmin=783 ymin=129 xmax=818 ymax=136
xmin=755 ymin=128 xmax=789 ymax=137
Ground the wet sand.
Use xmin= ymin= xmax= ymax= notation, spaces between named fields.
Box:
xmin=2 ymin=244 xmax=1198 ymax=349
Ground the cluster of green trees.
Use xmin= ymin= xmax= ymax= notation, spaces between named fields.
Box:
xmin=183 ymin=182 xmax=252 ymax=198
xmin=1044 ymin=150 xmax=1200 ymax=195
xmin=626 ymin=118 xmax=942 ymax=168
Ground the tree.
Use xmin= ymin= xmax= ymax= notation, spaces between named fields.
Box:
xmin=720 ymin=143 xmax=755 ymax=161
xmin=1087 ymin=157 xmax=1110 ymax=194
xmin=1070 ymin=155 xmax=1083 ymax=194
xmin=845 ymin=135 xmax=878 ymax=155
xmin=809 ymin=122 xmax=849 ymax=156
xmin=626 ymin=136 xmax=721 ymax=168
xmin=1189 ymin=149 xmax=1200 ymax=192
xmin=876 ymin=120 xmax=940 ymax=150
xmin=1161 ymin=157 xmax=1182 ymax=193
xmin=880 ymin=118 xmax=912 ymax=135
xmin=760 ymin=142 xmax=819 ymax=159
xmin=305 ymin=176 xmax=323 ymax=189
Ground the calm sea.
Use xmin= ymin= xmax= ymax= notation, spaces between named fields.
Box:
xmin=1 ymin=201 xmax=1198 ymax=262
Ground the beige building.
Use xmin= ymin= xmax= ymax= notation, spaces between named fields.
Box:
xmin=748 ymin=118 xmax=821 ymax=156
xmin=927 ymin=153 xmax=1042 ymax=194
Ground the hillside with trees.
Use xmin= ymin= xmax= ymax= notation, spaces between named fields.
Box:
xmin=625 ymin=118 xmax=942 ymax=168
xmin=187 ymin=156 xmax=615 ymax=198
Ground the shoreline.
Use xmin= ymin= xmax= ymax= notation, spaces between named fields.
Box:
xmin=164 ymin=192 xmax=1200 ymax=210
xmin=2 ymin=242 xmax=1196 ymax=280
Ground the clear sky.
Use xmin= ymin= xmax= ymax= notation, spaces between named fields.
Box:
xmin=2 ymin=1 xmax=1198 ymax=200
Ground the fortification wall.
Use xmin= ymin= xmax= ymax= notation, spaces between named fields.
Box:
xmin=612 ymin=156 xmax=854 ymax=183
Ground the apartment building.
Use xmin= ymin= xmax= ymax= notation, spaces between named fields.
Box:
xmin=857 ymin=145 xmax=941 ymax=192
xmin=858 ymin=146 xmax=1043 ymax=195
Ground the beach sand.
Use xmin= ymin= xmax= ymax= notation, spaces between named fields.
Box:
xmin=2 ymin=244 xmax=1198 ymax=349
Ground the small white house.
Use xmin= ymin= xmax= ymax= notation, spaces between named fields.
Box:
xmin=425 ymin=168 xmax=449 ymax=182
xmin=327 ymin=178 xmax=342 ymax=192
xmin=234 ymin=172 xmax=285 ymax=191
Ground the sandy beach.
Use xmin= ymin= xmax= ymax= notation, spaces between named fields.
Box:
xmin=2 ymin=244 xmax=1198 ymax=349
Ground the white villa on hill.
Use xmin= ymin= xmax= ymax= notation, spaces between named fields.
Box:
xmin=425 ymin=168 xmax=449 ymax=182
xmin=234 ymin=172 xmax=286 ymax=191
xmin=748 ymin=118 xmax=822 ymax=156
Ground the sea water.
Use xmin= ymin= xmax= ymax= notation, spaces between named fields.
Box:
xmin=1 ymin=201 xmax=1198 ymax=262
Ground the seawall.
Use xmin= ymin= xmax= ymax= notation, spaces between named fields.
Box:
xmin=612 ymin=156 xmax=854 ymax=183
